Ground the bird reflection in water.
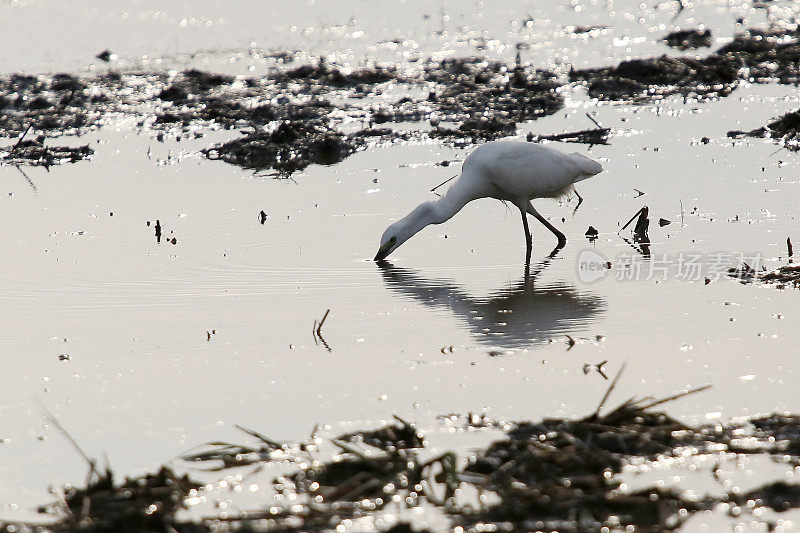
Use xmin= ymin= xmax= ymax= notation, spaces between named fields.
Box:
xmin=377 ymin=247 xmax=605 ymax=350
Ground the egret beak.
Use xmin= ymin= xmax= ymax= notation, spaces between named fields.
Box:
xmin=374 ymin=242 xmax=393 ymax=261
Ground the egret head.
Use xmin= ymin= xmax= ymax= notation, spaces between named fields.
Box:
xmin=374 ymin=202 xmax=437 ymax=261
xmin=374 ymin=220 xmax=409 ymax=261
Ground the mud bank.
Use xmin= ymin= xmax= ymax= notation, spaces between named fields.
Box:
xmin=2 ymin=26 xmax=799 ymax=171
xmin=571 ymin=27 xmax=800 ymax=101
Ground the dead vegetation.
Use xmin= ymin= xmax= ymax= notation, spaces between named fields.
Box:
xmin=760 ymin=264 xmax=800 ymax=289
xmin=17 ymin=370 xmax=800 ymax=533
xmin=35 ymin=466 xmax=201 ymax=533
xmin=0 ymin=137 xmax=94 ymax=167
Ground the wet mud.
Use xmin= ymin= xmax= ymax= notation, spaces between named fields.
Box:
xmin=2 ymin=26 xmax=800 ymax=170
xmin=570 ymin=55 xmax=738 ymax=100
xmin=663 ymin=28 xmax=713 ymax=50
xmin=572 ymin=27 xmax=800 ymax=101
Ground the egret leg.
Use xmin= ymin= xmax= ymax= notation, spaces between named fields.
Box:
xmin=572 ymin=188 xmax=584 ymax=215
xmin=519 ymin=207 xmax=533 ymax=266
xmin=526 ymin=202 xmax=567 ymax=248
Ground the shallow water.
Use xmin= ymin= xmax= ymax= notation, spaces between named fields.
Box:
xmin=1 ymin=0 xmax=800 ymax=530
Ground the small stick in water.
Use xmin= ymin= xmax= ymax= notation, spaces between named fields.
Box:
xmin=586 ymin=112 xmax=602 ymax=129
xmin=314 ymin=309 xmax=331 ymax=351
xmin=788 ymin=237 xmax=793 ymax=258
xmin=316 ymin=309 xmax=330 ymax=337
xmin=619 ymin=206 xmax=648 ymax=234
xmin=14 ymin=123 xmax=33 ymax=148
xmin=594 ymin=362 xmax=627 ymax=418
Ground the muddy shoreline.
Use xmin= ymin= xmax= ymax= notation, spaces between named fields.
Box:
xmin=3 ymin=26 xmax=800 ymax=172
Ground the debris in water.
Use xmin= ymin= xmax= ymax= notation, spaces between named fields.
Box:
xmin=728 ymin=261 xmax=759 ymax=282
xmin=17 ymin=383 xmax=800 ymax=533
xmin=312 ymin=308 xmax=332 ymax=351
xmin=761 ymin=264 xmax=800 ymax=289
xmin=585 ymin=226 xmax=599 ymax=241
xmin=528 ymin=125 xmax=610 ymax=145
xmin=659 ymin=217 xmax=672 ymax=227
xmin=620 ymin=206 xmax=650 ymax=241
xmin=38 ymin=466 xmax=200 ymax=532
xmin=181 ymin=424 xmax=285 ymax=470
xmin=154 ymin=219 xmax=162 ymax=243
xmin=338 ymin=415 xmax=424 ymax=451
xmin=0 ymin=137 xmax=94 ymax=167
xmin=259 ymin=210 xmax=268 ymax=224
xmin=663 ymin=28 xmax=712 ymax=50
xmin=582 ymin=359 xmax=609 ymax=379
xmin=95 ymin=50 xmax=113 ymax=62
xmin=203 ymin=120 xmax=362 ymax=174
xmin=272 ymin=57 xmax=399 ymax=88
xmin=728 ymin=108 xmax=800 ymax=150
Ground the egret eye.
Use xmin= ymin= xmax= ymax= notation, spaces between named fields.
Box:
xmin=390 ymin=236 xmax=397 ymax=243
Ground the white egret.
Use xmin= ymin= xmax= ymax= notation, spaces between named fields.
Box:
xmin=374 ymin=140 xmax=603 ymax=262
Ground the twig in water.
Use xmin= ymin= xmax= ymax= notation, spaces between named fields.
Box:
xmin=594 ymin=362 xmax=627 ymax=418
xmin=788 ymin=237 xmax=793 ymax=259
xmin=37 ymin=398 xmax=100 ymax=477
xmin=583 ymin=360 xmax=609 ymax=379
xmin=234 ymin=424 xmax=283 ymax=449
xmin=638 ymin=384 xmax=712 ymax=411
xmin=565 ymin=335 xmax=576 ymax=350
xmin=586 ymin=112 xmax=602 ymax=129
xmin=680 ymin=200 xmax=685 ymax=226
xmin=14 ymin=123 xmax=33 ymax=148
xmin=313 ymin=309 xmax=332 ymax=351
xmin=14 ymin=165 xmax=37 ymax=192
xmin=769 ymin=145 xmax=787 ymax=157
xmin=619 ymin=206 xmax=648 ymax=234
xmin=316 ymin=309 xmax=330 ymax=337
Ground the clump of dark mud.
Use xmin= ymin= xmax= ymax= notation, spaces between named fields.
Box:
xmin=570 ymin=55 xmax=738 ymax=100
xmin=420 ymin=57 xmax=563 ymax=141
xmin=0 ymin=73 xmax=101 ymax=137
xmin=574 ymin=26 xmax=800 ymax=101
xmin=273 ymin=57 xmax=399 ymax=89
xmin=728 ymin=108 xmax=800 ymax=150
xmin=663 ymin=28 xmax=712 ymax=50
xmin=715 ymin=28 xmax=800 ymax=84
xmin=202 ymin=119 xmax=363 ymax=174
xmin=4 ymin=26 xmax=800 ymax=175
